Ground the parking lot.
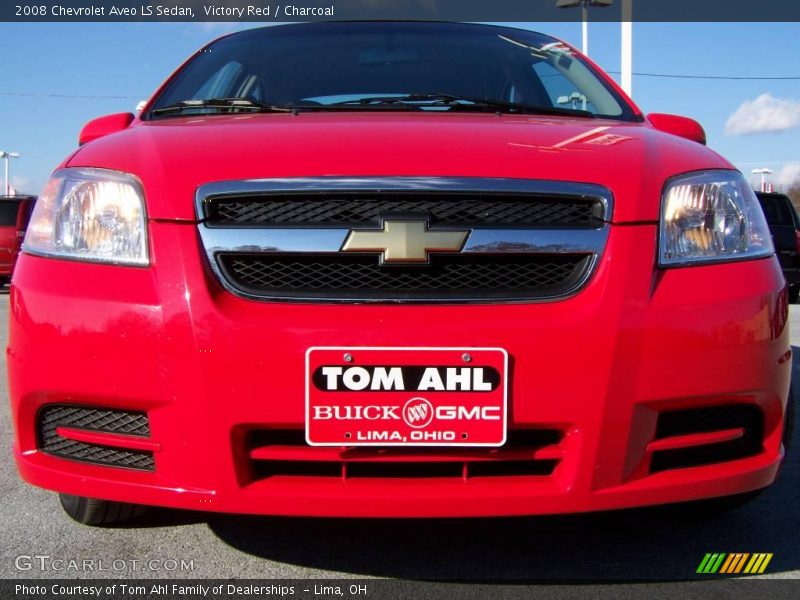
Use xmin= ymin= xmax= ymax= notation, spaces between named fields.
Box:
xmin=1 ymin=293 xmax=798 ymax=583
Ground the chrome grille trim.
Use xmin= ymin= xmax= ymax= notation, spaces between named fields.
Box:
xmin=195 ymin=177 xmax=613 ymax=303
xmin=199 ymin=227 xmax=609 ymax=257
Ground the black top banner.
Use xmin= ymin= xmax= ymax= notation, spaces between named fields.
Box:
xmin=3 ymin=0 xmax=800 ymax=22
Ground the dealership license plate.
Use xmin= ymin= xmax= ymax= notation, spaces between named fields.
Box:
xmin=305 ymin=347 xmax=508 ymax=447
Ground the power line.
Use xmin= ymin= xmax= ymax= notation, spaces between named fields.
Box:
xmin=607 ymin=71 xmax=800 ymax=80
xmin=0 ymin=91 xmax=141 ymax=99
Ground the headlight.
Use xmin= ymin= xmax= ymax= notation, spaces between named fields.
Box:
xmin=659 ymin=170 xmax=773 ymax=266
xmin=24 ymin=168 xmax=149 ymax=266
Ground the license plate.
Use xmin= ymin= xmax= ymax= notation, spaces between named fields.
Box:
xmin=305 ymin=347 xmax=508 ymax=447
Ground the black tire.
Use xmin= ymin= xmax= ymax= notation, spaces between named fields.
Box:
xmin=59 ymin=493 xmax=146 ymax=526
xmin=789 ymin=285 xmax=800 ymax=304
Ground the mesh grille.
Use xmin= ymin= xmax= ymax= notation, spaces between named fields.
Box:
xmin=219 ymin=253 xmax=591 ymax=300
xmin=38 ymin=405 xmax=150 ymax=437
xmin=206 ymin=194 xmax=603 ymax=227
xmin=650 ymin=405 xmax=763 ymax=473
xmin=37 ymin=405 xmax=154 ymax=471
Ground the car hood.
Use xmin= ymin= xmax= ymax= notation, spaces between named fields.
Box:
xmin=67 ymin=112 xmax=732 ymax=222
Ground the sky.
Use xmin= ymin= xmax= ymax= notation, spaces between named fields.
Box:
xmin=0 ymin=21 xmax=798 ymax=195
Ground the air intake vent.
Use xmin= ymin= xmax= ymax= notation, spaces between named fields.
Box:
xmin=246 ymin=428 xmax=564 ymax=482
xmin=650 ymin=405 xmax=763 ymax=473
xmin=37 ymin=405 xmax=154 ymax=471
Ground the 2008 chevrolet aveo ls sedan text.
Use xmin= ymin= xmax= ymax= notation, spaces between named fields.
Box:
xmin=7 ymin=22 xmax=793 ymax=525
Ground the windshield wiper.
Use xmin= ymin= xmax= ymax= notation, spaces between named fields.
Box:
xmin=328 ymin=93 xmax=597 ymax=118
xmin=151 ymin=98 xmax=293 ymax=117
xmin=150 ymin=94 xmax=597 ymax=119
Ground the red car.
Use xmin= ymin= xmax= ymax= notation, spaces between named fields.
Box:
xmin=0 ymin=195 xmax=35 ymax=286
xmin=8 ymin=22 xmax=792 ymax=525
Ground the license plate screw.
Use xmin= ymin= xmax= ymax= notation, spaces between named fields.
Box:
xmin=343 ymin=353 xmax=353 ymax=362
xmin=462 ymin=353 xmax=472 ymax=362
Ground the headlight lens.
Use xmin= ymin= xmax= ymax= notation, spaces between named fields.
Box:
xmin=659 ymin=170 xmax=773 ymax=266
xmin=24 ymin=168 xmax=148 ymax=266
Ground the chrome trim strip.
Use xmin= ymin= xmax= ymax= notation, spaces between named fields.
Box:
xmin=198 ymin=227 xmax=608 ymax=256
xmin=195 ymin=177 xmax=613 ymax=304
xmin=199 ymin=228 xmax=351 ymax=255
xmin=462 ymin=228 xmax=608 ymax=255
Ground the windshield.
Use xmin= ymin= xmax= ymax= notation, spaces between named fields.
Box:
xmin=148 ymin=22 xmax=636 ymax=120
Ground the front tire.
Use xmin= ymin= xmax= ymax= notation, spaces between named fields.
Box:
xmin=59 ymin=494 xmax=146 ymax=526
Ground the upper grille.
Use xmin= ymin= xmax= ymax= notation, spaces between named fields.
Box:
xmin=205 ymin=193 xmax=604 ymax=228
xmin=219 ymin=253 xmax=592 ymax=301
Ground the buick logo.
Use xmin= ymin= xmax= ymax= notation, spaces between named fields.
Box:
xmin=402 ymin=397 xmax=434 ymax=428
xmin=341 ymin=219 xmax=468 ymax=265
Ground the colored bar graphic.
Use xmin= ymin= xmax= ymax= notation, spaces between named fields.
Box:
xmin=719 ymin=554 xmax=735 ymax=573
xmin=720 ymin=553 xmax=749 ymax=574
xmin=699 ymin=553 xmax=773 ymax=575
xmin=743 ymin=553 xmax=773 ymax=574
xmin=733 ymin=553 xmax=749 ymax=574
xmin=697 ymin=553 xmax=727 ymax=574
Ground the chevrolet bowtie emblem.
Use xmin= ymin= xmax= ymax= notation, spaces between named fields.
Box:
xmin=341 ymin=220 xmax=469 ymax=265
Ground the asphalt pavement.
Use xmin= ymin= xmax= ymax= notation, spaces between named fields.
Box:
xmin=1 ymin=292 xmax=798 ymax=586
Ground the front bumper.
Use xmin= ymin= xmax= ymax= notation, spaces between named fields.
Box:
xmin=7 ymin=222 xmax=791 ymax=517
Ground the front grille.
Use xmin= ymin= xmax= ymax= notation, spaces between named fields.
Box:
xmin=197 ymin=178 xmax=612 ymax=303
xmin=206 ymin=193 xmax=604 ymax=228
xmin=650 ymin=405 xmax=764 ymax=473
xmin=37 ymin=405 xmax=154 ymax=471
xmin=219 ymin=253 xmax=592 ymax=301
xmin=246 ymin=429 xmax=563 ymax=482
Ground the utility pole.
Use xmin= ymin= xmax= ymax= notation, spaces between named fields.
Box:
xmin=621 ymin=0 xmax=633 ymax=96
xmin=752 ymin=168 xmax=773 ymax=193
xmin=0 ymin=151 xmax=21 ymax=196
xmin=556 ymin=0 xmax=613 ymax=57
xmin=582 ymin=3 xmax=589 ymax=55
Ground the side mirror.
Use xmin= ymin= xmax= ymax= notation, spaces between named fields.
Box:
xmin=78 ymin=112 xmax=135 ymax=146
xmin=647 ymin=113 xmax=706 ymax=145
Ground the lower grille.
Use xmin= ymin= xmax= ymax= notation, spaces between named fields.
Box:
xmin=37 ymin=405 xmax=154 ymax=471
xmin=650 ymin=405 xmax=763 ymax=473
xmin=219 ymin=253 xmax=592 ymax=301
xmin=246 ymin=429 xmax=563 ymax=482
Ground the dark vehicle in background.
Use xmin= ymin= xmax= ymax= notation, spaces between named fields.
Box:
xmin=757 ymin=192 xmax=800 ymax=303
xmin=0 ymin=195 xmax=36 ymax=286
